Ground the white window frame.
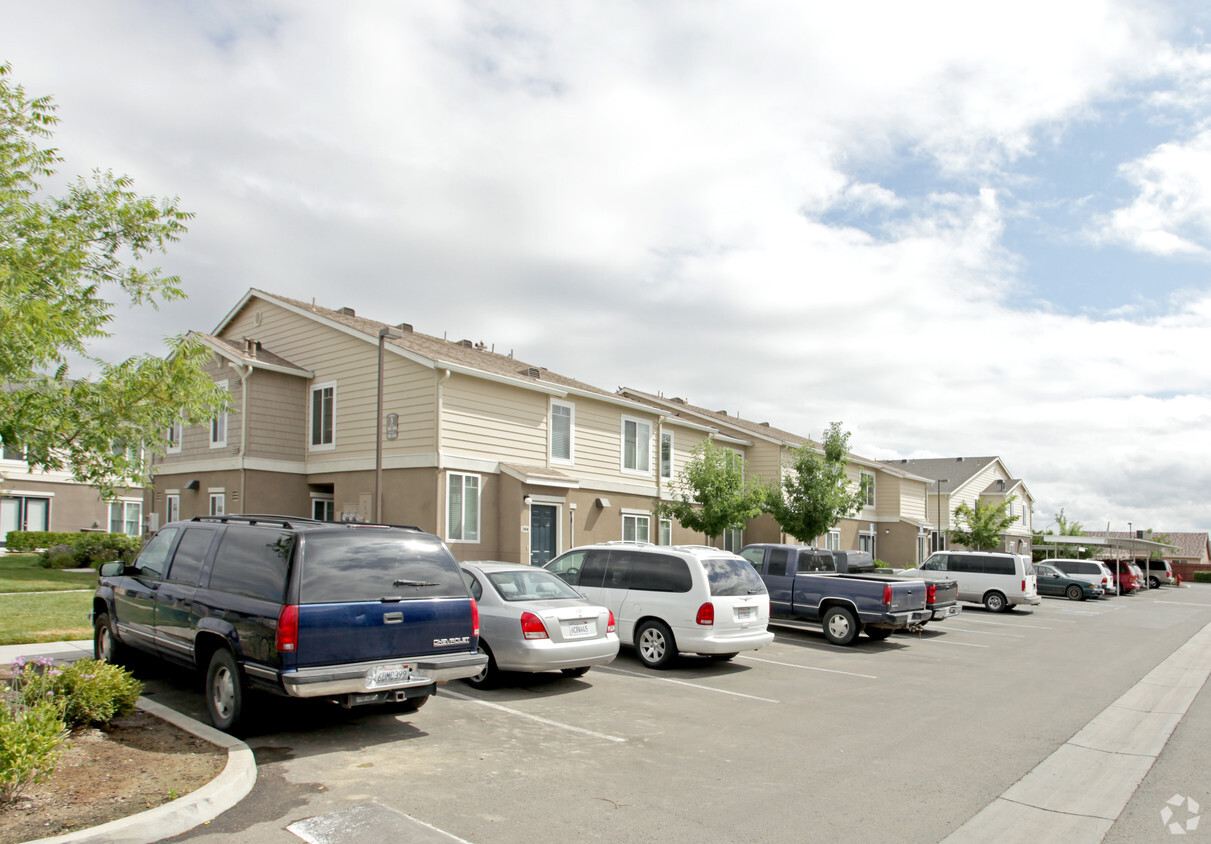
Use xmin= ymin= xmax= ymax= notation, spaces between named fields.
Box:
xmin=311 ymin=494 xmax=335 ymax=522
xmin=165 ymin=493 xmax=180 ymax=525
xmin=447 ymin=472 xmax=481 ymax=543
xmin=860 ymin=471 xmax=875 ymax=508
xmin=825 ymin=531 xmax=841 ymax=551
xmin=167 ymin=419 xmax=183 ymax=454
xmin=660 ymin=431 xmax=674 ymax=479
xmin=723 ymin=527 xmax=743 ymax=553
xmin=210 ymin=380 xmax=229 ymax=449
xmin=622 ymin=511 xmax=650 ymax=543
xmin=209 ymin=492 xmax=225 ymax=516
xmin=659 ymin=518 xmax=673 ymax=546
xmin=859 ymin=531 xmax=876 ymax=557
xmin=550 ymin=399 xmax=575 ymax=465
xmin=109 ymin=500 xmax=142 ymax=536
xmin=621 ymin=415 xmax=653 ymax=475
xmin=310 ymin=381 xmax=337 ymax=452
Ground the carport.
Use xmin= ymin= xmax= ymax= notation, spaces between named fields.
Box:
xmin=1033 ymin=534 xmax=1180 ymax=592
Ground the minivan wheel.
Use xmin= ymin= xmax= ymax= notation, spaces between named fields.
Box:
xmin=822 ymin=606 xmax=859 ymax=645
xmin=635 ymin=620 xmax=677 ymax=669
xmin=1066 ymin=585 xmax=1084 ymax=601
xmin=983 ymin=591 xmax=1007 ymax=613
xmin=206 ymin=649 xmax=245 ymax=733
xmin=1150 ymin=576 xmax=1160 ymax=589
xmin=465 ymin=644 xmax=498 ymax=689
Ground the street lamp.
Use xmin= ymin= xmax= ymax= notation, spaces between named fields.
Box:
xmin=375 ymin=325 xmax=404 ymax=523
xmin=935 ymin=478 xmax=949 ymax=553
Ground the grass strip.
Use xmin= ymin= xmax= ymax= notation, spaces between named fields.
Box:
xmin=0 ymin=553 xmax=96 ymax=593
xmin=0 ymin=590 xmax=93 ymax=646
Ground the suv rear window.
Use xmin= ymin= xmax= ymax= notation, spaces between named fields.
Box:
xmin=704 ymin=557 xmax=768 ymax=597
xmin=300 ymin=532 xmax=465 ymax=603
xmin=207 ymin=526 xmax=294 ymax=603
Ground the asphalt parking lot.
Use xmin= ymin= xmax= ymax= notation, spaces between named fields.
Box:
xmin=141 ymin=584 xmax=1211 ymax=844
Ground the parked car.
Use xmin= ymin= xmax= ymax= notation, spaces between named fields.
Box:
xmin=739 ymin=544 xmax=932 ymax=644
xmin=901 ymin=551 xmax=1040 ymax=613
xmin=1102 ymin=560 xmax=1142 ymax=593
xmin=1134 ymin=559 xmax=1176 ymax=589
xmin=1045 ymin=559 xmax=1114 ymax=596
xmin=1034 ymin=563 xmax=1103 ymax=601
xmin=544 ymin=542 xmax=774 ymax=668
xmin=93 ymin=515 xmax=486 ymax=730
xmin=459 ymin=562 xmax=619 ymax=687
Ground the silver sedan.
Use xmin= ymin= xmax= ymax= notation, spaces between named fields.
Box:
xmin=461 ymin=561 xmax=619 ymax=688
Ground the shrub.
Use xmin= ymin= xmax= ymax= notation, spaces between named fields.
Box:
xmin=873 ymin=559 xmax=891 ymax=568
xmin=13 ymin=657 xmax=142 ymax=727
xmin=38 ymin=544 xmax=79 ymax=569
xmin=0 ymin=699 xmax=69 ymax=803
xmin=25 ymin=533 xmax=139 ymax=568
xmin=1193 ymin=571 xmax=1211 ymax=584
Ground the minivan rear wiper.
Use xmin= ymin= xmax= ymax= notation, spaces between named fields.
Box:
xmin=393 ymin=579 xmax=439 ymax=588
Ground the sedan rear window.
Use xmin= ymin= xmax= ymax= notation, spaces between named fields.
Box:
xmin=300 ymin=532 xmax=466 ymax=603
xmin=487 ymin=569 xmax=583 ymax=602
xmin=704 ymin=557 xmax=768 ymax=597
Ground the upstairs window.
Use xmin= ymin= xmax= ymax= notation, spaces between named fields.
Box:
xmin=1 ymin=440 xmax=26 ymax=461
xmin=622 ymin=416 xmax=652 ymax=474
xmin=550 ymin=400 xmax=574 ymax=463
xmin=660 ymin=432 xmax=673 ymax=479
xmin=210 ymin=380 xmax=229 ymax=449
xmin=167 ymin=419 xmax=183 ymax=454
xmin=860 ymin=471 xmax=875 ymax=508
xmin=310 ymin=382 xmax=336 ymax=450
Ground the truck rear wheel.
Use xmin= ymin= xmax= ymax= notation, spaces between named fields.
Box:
xmin=822 ymin=607 xmax=859 ymax=645
xmin=865 ymin=626 xmax=894 ymax=641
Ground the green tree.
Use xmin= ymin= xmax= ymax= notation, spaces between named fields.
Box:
xmin=655 ymin=439 xmax=764 ymax=544
xmin=950 ymin=496 xmax=1020 ymax=551
xmin=762 ymin=422 xmax=868 ymax=544
xmin=0 ymin=64 xmax=226 ymax=498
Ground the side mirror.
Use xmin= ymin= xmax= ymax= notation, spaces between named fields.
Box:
xmin=98 ymin=561 xmax=126 ymax=578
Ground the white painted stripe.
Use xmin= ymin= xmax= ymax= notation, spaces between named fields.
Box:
xmin=1155 ymin=601 xmax=1211 ymax=608
xmin=739 ymin=655 xmax=877 ymax=679
xmin=925 ymin=639 xmax=990 ymax=648
xmin=939 ymin=626 xmax=1026 ymax=638
xmin=598 ymin=666 xmax=780 ymax=702
xmin=442 ymin=690 xmax=627 ymax=742
xmin=963 ymin=618 xmax=1055 ymax=630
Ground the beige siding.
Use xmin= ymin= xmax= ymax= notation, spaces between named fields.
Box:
xmin=162 ymin=356 xmax=239 ymax=464
xmin=245 ymin=370 xmax=306 ymax=462
xmin=442 ymin=375 xmax=547 ymax=465
xmin=568 ymin=399 xmax=661 ymax=485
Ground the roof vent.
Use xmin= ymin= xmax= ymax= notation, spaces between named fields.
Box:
xmin=671 ymin=397 xmax=686 ymax=405
xmin=397 ymin=323 xmax=413 ymax=333
xmin=339 ymin=307 xmax=355 ymax=317
xmin=458 ymin=339 xmax=473 ymax=348
xmin=956 ymin=457 xmax=964 ymax=462
xmin=760 ymin=422 xmax=770 ymax=427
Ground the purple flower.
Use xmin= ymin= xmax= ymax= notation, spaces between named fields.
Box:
xmin=11 ymin=657 xmax=26 ymax=669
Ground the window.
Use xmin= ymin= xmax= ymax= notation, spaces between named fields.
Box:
xmin=165 ymin=494 xmax=180 ymax=525
xmin=447 ymin=472 xmax=480 ymax=542
xmin=310 ymin=382 xmax=336 ymax=450
xmin=660 ymin=432 xmax=673 ymax=479
xmin=165 ymin=528 xmax=216 ymax=586
xmin=860 ymin=471 xmax=875 ymax=508
xmin=312 ymin=496 xmax=335 ymax=521
xmin=825 ymin=531 xmax=841 ymax=551
xmin=207 ymin=526 xmax=293 ymax=603
xmin=626 ymin=552 xmax=692 ymax=593
xmin=2 ymin=440 xmax=26 ymax=461
xmin=724 ymin=449 xmax=743 ymax=475
xmin=859 ymin=532 xmax=875 ymax=556
xmin=109 ymin=501 xmax=142 ymax=536
xmin=659 ymin=518 xmax=673 ymax=546
xmin=723 ymin=527 xmax=743 ymax=553
xmin=133 ymin=527 xmax=178 ymax=579
xmin=210 ymin=380 xmax=229 ymax=448
xmin=766 ymin=548 xmax=790 ymax=577
xmin=550 ymin=400 xmax=574 ymax=463
xmin=167 ymin=419 xmax=182 ymax=454
xmin=209 ymin=493 xmax=225 ymax=516
xmin=621 ymin=416 xmax=652 ymax=474
xmin=917 ymin=534 xmax=928 ymax=564
xmin=1 ymin=496 xmax=49 ymax=535
xmin=622 ymin=513 xmax=649 ymax=543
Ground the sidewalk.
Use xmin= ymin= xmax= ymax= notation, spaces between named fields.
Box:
xmin=2 ymin=640 xmax=257 ymax=844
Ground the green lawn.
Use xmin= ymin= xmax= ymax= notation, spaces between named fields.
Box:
xmin=0 ymin=553 xmax=97 ymax=593
xmin=0 ymin=554 xmax=95 ymax=645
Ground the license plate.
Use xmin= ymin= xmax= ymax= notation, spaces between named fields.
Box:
xmin=736 ymin=606 xmax=756 ymax=620
xmin=566 ymin=621 xmax=595 ymax=638
xmin=366 ymin=664 xmax=412 ymax=689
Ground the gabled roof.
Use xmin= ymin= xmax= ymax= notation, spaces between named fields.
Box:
xmin=192 ymin=332 xmax=313 ymax=377
xmin=214 ymin=289 xmax=660 ymax=416
xmin=981 ymin=478 xmax=1024 ymax=497
xmin=882 ymin=457 xmax=1002 ymax=495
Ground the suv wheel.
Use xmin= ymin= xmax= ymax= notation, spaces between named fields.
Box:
xmin=206 ymin=649 xmax=245 ymax=732
xmin=93 ymin=612 xmax=126 ymax=665
xmin=983 ymin=591 xmax=1007 ymax=613
xmin=635 ymin=620 xmax=677 ymax=669
xmin=1150 ymin=576 xmax=1160 ymax=589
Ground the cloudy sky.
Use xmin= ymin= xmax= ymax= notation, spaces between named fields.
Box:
xmin=5 ymin=1 xmax=1211 ymax=532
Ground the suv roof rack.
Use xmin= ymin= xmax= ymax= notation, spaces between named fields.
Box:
xmin=191 ymin=514 xmax=321 ymax=528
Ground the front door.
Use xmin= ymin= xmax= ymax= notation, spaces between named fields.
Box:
xmin=530 ymin=504 xmax=557 ymax=566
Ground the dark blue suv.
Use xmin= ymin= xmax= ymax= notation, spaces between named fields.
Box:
xmin=93 ymin=515 xmax=486 ymax=731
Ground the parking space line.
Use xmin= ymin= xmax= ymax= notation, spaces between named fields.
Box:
xmin=1155 ymin=601 xmax=1211 ymax=608
xmin=442 ymin=690 xmax=627 ymax=742
xmin=940 ymin=626 xmax=1026 ymax=638
xmin=923 ymin=638 xmax=990 ymax=648
xmin=738 ymin=655 xmax=876 ymax=679
xmin=597 ymin=666 xmax=780 ymax=702
xmin=962 ymin=619 xmax=1055 ymax=630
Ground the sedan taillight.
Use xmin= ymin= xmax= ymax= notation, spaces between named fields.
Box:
xmin=471 ymin=598 xmax=480 ymax=638
xmin=520 ymin=611 xmax=549 ymax=640
xmin=607 ymin=610 xmax=617 ymax=634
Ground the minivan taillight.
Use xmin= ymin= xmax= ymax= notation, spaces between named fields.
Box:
xmin=520 ymin=611 xmax=549 ymax=639
xmin=471 ymin=598 xmax=480 ymax=638
xmin=276 ymin=604 xmax=298 ymax=652
xmin=607 ymin=610 xmax=617 ymax=634
xmin=696 ymin=602 xmax=715 ymax=626
xmin=926 ymin=583 xmax=937 ymax=604
xmin=882 ymin=585 xmax=892 ymax=606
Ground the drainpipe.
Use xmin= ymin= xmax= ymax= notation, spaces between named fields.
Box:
xmin=435 ymin=369 xmax=451 ymax=534
xmin=227 ymin=362 xmax=253 ymax=512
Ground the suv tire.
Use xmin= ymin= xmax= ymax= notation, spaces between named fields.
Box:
xmin=636 ymin=619 xmax=677 ymax=669
xmin=93 ymin=612 xmax=127 ymax=665
xmin=983 ymin=591 xmax=1007 ymax=613
xmin=206 ymin=649 xmax=245 ymax=733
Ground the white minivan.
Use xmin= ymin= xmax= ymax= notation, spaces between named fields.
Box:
xmin=901 ymin=551 xmax=1040 ymax=613
xmin=544 ymin=542 xmax=774 ymax=668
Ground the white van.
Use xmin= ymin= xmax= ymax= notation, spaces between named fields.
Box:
xmin=544 ymin=542 xmax=774 ymax=668
xmin=1046 ymin=559 xmax=1115 ymax=596
xmin=901 ymin=551 xmax=1040 ymax=613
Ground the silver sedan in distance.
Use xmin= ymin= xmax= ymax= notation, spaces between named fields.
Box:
xmin=460 ymin=562 xmax=620 ymax=688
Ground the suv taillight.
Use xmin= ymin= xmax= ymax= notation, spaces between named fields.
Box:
xmin=520 ymin=611 xmax=549 ymax=640
xmin=696 ymin=602 xmax=715 ymax=626
xmin=882 ymin=585 xmax=892 ymax=606
xmin=471 ymin=598 xmax=480 ymax=638
xmin=276 ymin=605 xmax=298 ymax=652
xmin=607 ymin=610 xmax=616 ymax=634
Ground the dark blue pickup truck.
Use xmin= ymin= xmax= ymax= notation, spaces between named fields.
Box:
xmin=740 ymin=544 xmax=932 ymax=645
xmin=93 ymin=515 xmax=486 ymax=731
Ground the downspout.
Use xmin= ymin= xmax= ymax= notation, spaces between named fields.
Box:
xmin=228 ymin=363 xmax=253 ymax=512
xmin=435 ymin=369 xmax=451 ymax=534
